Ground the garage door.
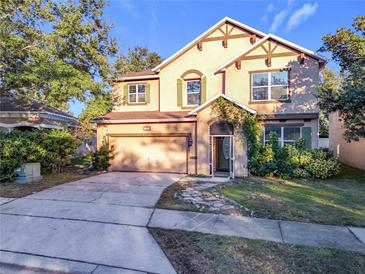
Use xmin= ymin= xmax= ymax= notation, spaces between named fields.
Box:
xmin=109 ymin=135 xmax=187 ymax=173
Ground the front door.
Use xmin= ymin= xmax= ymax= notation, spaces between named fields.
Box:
xmin=216 ymin=137 xmax=230 ymax=171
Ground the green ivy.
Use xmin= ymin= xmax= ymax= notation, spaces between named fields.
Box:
xmin=212 ymin=97 xmax=262 ymax=160
xmin=211 ymin=98 xmax=340 ymax=179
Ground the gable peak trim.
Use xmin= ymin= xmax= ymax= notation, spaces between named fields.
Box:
xmin=188 ymin=93 xmax=257 ymax=115
xmin=152 ymin=17 xmax=266 ymax=72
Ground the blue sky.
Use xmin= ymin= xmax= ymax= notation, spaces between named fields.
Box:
xmin=69 ymin=0 xmax=363 ymax=116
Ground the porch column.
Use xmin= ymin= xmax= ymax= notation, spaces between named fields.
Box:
xmin=233 ymin=128 xmax=248 ymax=177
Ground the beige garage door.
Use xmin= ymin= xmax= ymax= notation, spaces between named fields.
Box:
xmin=109 ymin=135 xmax=187 ymax=173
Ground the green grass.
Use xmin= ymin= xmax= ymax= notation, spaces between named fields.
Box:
xmin=218 ymin=165 xmax=365 ymax=226
xmin=151 ymin=228 xmax=365 ymax=274
xmin=0 ymin=168 xmax=98 ymax=198
xmin=156 ymin=180 xmax=197 ymax=212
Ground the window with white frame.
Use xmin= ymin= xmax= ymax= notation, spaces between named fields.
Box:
xmin=186 ymin=80 xmax=201 ymax=105
xmin=264 ymin=126 xmax=301 ymax=147
xmin=251 ymin=71 xmax=289 ymax=101
xmin=128 ymin=84 xmax=146 ymax=103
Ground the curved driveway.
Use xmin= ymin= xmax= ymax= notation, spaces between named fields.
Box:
xmin=0 ymin=172 xmax=183 ymax=274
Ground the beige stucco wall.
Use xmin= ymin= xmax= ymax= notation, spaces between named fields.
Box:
xmin=225 ymin=42 xmax=320 ymax=115
xmin=97 ymin=121 xmax=197 ymax=174
xmin=112 ymin=79 xmax=159 ymax=112
xmin=329 ymin=112 xmax=365 ymax=170
xmin=159 ymin=30 xmax=253 ymax=111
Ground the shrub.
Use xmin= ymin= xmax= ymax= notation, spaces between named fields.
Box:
xmin=0 ymin=130 xmax=81 ymax=183
xmin=249 ymin=134 xmax=340 ymax=180
xmin=306 ymin=153 xmax=341 ymax=179
xmin=90 ymin=143 xmax=114 ymax=171
xmin=293 ymin=168 xmax=310 ymax=178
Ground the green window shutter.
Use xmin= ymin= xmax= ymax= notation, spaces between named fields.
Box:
xmin=123 ymin=85 xmax=128 ymax=104
xmin=177 ymin=78 xmax=183 ymax=107
xmin=145 ymin=83 xmax=150 ymax=103
xmin=201 ymin=76 xmax=207 ymax=104
xmin=302 ymin=127 xmax=312 ymax=149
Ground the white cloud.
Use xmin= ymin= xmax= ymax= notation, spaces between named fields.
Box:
xmin=269 ymin=9 xmax=288 ymax=33
xmin=267 ymin=3 xmax=274 ymax=13
xmin=286 ymin=3 xmax=318 ymax=31
xmin=119 ymin=0 xmax=140 ymax=18
xmin=260 ymin=3 xmax=274 ymax=23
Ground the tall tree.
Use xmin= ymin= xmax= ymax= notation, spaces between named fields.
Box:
xmin=114 ymin=46 xmax=162 ymax=75
xmin=0 ymin=0 xmax=118 ymax=111
xmin=318 ymin=16 xmax=365 ymax=141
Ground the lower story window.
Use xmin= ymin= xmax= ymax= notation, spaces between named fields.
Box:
xmin=264 ymin=126 xmax=301 ymax=147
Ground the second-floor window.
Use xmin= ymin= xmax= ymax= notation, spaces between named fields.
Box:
xmin=251 ymin=71 xmax=289 ymax=101
xmin=129 ymin=84 xmax=146 ymax=103
xmin=186 ymin=80 xmax=201 ymax=106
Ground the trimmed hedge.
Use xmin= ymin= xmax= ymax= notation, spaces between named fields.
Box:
xmin=0 ymin=130 xmax=81 ymax=183
xmin=249 ymin=132 xmax=340 ymax=179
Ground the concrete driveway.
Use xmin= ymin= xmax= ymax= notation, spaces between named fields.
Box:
xmin=0 ymin=172 xmax=183 ymax=274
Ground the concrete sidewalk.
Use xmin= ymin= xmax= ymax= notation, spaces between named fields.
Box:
xmin=0 ymin=172 xmax=183 ymax=274
xmin=148 ymin=209 xmax=365 ymax=253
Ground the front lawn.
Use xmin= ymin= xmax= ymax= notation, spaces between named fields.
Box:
xmin=0 ymin=168 xmax=98 ymax=198
xmin=218 ymin=165 xmax=365 ymax=226
xmin=151 ymin=229 xmax=365 ymax=274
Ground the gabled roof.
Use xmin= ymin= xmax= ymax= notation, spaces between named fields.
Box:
xmin=188 ymin=94 xmax=257 ymax=115
xmin=152 ymin=17 xmax=266 ymax=72
xmin=215 ymin=34 xmax=326 ymax=74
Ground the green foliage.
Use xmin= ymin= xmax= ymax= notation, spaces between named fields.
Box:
xmin=90 ymin=142 xmax=114 ymax=171
xmin=212 ymin=97 xmax=262 ymax=160
xmin=0 ymin=0 xmax=118 ymax=110
xmin=0 ymin=130 xmax=81 ymax=183
xmin=250 ymin=135 xmax=340 ymax=179
xmin=79 ymin=94 xmax=112 ymax=137
xmin=318 ymin=16 xmax=365 ymax=141
xmin=114 ymin=46 xmax=162 ymax=75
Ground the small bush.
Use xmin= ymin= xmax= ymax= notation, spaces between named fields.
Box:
xmin=306 ymin=157 xmax=341 ymax=179
xmin=249 ymin=132 xmax=340 ymax=180
xmin=0 ymin=130 xmax=81 ymax=183
xmin=90 ymin=143 xmax=114 ymax=171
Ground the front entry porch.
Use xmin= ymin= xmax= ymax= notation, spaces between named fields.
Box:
xmin=209 ymin=121 xmax=234 ymax=178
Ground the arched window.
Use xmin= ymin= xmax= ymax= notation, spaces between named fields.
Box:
xmin=209 ymin=121 xmax=234 ymax=136
xmin=177 ymin=70 xmax=206 ymax=107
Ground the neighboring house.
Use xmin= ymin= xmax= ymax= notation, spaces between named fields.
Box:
xmin=329 ymin=112 xmax=365 ymax=171
xmin=0 ymin=94 xmax=78 ymax=132
xmin=94 ymin=17 xmax=325 ymax=177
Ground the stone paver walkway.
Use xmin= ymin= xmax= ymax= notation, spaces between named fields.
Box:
xmin=177 ymin=179 xmax=253 ymax=216
xmin=148 ymin=209 xmax=365 ymax=253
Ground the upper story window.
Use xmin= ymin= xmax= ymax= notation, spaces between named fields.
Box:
xmin=251 ymin=71 xmax=289 ymax=101
xmin=186 ymin=79 xmax=201 ymax=106
xmin=128 ymin=84 xmax=146 ymax=103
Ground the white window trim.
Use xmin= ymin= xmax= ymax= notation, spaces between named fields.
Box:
xmin=264 ymin=126 xmax=302 ymax=147
xmin=128 ymin=84 xmax=146 ymax=103
xmin=251 ymin=71 xmax=289 ymax=101
xmin=186 ymin=80 xmax=201 ymax=106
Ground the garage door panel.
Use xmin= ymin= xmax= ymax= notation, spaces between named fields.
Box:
xmin=109 ymin=136 xmax=187 ymax=173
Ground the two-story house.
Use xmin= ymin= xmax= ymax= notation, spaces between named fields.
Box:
xmin=94 ymin=17 xmax=325 ymax=178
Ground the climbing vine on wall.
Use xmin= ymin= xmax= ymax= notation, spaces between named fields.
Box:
xmin=211 ymin=97 xmax=262 ymax=160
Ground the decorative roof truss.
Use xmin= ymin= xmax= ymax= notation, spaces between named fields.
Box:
xmin=235 ymin=39 xmax=306 ymax=69
xmin=197 ymin=22 xmax=258 ymax=51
